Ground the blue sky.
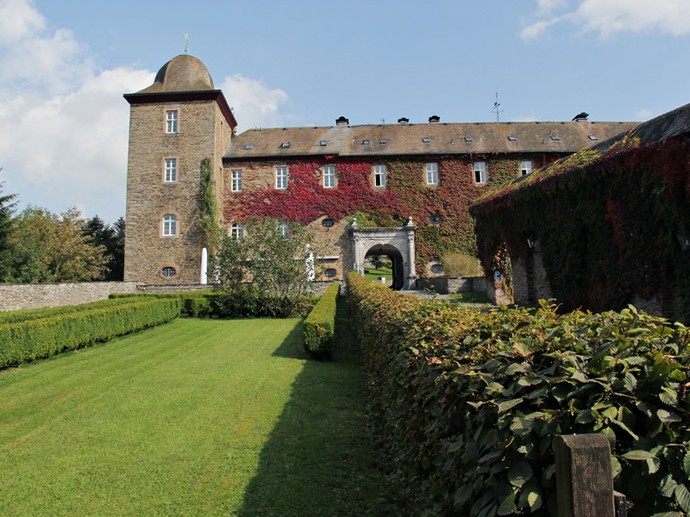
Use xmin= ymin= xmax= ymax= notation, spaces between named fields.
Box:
xmin=1 ymin=0 xmax=690 ymax=223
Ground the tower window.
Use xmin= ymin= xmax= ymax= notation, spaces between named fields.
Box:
xmin=162 ymin=214 xmax=177 ymax=236
xmin=323 ymin=165 xmax=336 ymax=188
xmin=231 ymin=170 xmax=242 ymax=192
xmin=164 ymin=158 xmax=177 ymax=182
xmin=165 ymin=110 xmax=178 ymax=134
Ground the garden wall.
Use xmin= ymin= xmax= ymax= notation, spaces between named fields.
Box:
xmin=0 ymin=282 xmax=143 ymax=312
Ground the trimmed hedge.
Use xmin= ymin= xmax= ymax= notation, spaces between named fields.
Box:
xmin=0 ymin=298 xmax=140 ymax=324
xmin=0 ymin=298 xmax=181 ymax=369
xmin=346 ymin=272 xmax=690 ymax=516
xmin=303 ymin=283 xmax=339 ymax=358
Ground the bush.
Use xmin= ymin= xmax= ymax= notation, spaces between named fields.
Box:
xmin=0 ymin=298 xmax=139 ymax=325
xmin=346 ymin=272 xmax=690 ymax=516
xmin=213 ymin=285 xmax=317 ymax=318
xmin=0 ymin=298 xmax=181 ymax=369
xmin=440 ymin=252 xmax=482 ymax=277
xmin=303 ymin=283 xmax=339 ymax=358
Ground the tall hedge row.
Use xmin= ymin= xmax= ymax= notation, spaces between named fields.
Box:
xmin=303 ymin=283 xmax=339 ymax=358
xmin=346 ymin=272 xmax=690 ymax=516
xmin=0 ymin=298 xmax=181 ymax=369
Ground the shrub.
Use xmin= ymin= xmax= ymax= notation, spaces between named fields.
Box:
xmin=346 ymin=272 xmax=690 ymax=516
xmin=0 ymin=298 xmax=140 ymax=324
xmin=303 ymin=283 xmax=339 ymax=358
xmin=0 ymin=298 xmax=181 ymax=369
xmin=440 ymin=252 xmax=482 ymax=277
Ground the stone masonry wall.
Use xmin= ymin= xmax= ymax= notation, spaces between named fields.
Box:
xmin=124 ymin=99 xmax=230 ymax=285
xmin=0 ymin=282 xmax=142 ymax=312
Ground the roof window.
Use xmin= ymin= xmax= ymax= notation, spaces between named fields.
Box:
xmin=244 ymin=143 xmax=255 ymax=150
xmin=550 ymin=134 xmax=561 ymax=142
xmin=464 ymin=136 xmax=473 ymax=143
xmin=588 ymin=135 xmax=598 ymax=141
xmin=319 ymin=140 xmax=328 ymax=146
xmin=507 ymin=135 xmax=517 ymax=142
xmin=379 ymin=139 xmax=388 ymax=145
xmin=362 ymin=139 xmax=371 ymax=145
xmin=279 ymin=141 xmax=290 ymax=149
xmin=422 ymin=137 xmax=431 ymax=144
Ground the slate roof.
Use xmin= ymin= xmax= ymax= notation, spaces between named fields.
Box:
xmin=224 ymin=120 xmax=638 ymax=161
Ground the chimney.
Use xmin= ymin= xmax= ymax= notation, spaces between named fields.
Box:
xmin=428 ymin=115 xmax=440 ymax=123
xmin=398 ymin=117 xmax=409 ymax=125
xmin=335 ymin=116 xmax=349 ymax=126
xmin=572 ymin=112 xmax=589 ymax=122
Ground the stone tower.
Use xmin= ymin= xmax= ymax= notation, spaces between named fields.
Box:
xmin=123 ymin=54 xmax=236 ymax=284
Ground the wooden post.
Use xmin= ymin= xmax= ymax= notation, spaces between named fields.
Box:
xmin=553 ymin=434 xmax=615 ymax=517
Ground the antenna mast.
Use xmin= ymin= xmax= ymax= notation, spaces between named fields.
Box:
xmin=491 ymin=92 xmax=503 ymax=122
xmin=184 ymin=34 xmax=190 ymax=54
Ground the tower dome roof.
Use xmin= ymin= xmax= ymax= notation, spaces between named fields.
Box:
xmin=138 ymin=54 xmax=214 ymax=93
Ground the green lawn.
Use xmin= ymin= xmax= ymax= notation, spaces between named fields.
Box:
xmin=364 ymin=266 xmax=392 ymax=283
xmin=0 ymin=315 xmax=390 ymax=516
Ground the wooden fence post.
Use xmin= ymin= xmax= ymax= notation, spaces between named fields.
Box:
xmin=553 ymin=434 xmax=616 ymax=517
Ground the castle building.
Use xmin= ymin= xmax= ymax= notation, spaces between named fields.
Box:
xmin=124 ymin=54 xmax=637 ymax=288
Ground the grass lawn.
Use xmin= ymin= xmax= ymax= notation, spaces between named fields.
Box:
xmin=0 ymin=315 xmax=390 ymax=516
xmin=364 ymin=266 xmax=392 ymax=283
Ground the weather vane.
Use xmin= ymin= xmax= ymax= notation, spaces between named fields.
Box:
xmin=491 ymin=92 xmax=503 ymax=122
xmin=184 ymin=34 xmax=190 ymax=54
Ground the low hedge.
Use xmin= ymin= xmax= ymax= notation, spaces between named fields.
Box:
xmin=0 ymin=298 xmax=139 ymax=325
xmin=0 ymin=298 xmax=181 ymax=369
xmin=346 ymin=272 xmax=690 ymax=516
xmin=303 ymin=283 xmax=339 ymax=358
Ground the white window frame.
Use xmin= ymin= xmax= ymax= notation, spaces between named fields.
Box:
xmin=474 ymin=161 xmax=487 ymax=184
xmin=279 ymin=222 xmax=289 ymax=238
xmin=231 ymin=170 xmax=242 ymax=192
xmin=162 ymin=214 xmax=177 ymax=236
xmin=374 ymin=164 xmax=387 ymax=187
xmin=426 ymin=162 xmax=438 ymax=185
xmin=165 ymin=110 xmax=178 ymax=134
xmin=520 ymin=160 xmax=533 ymax=176
xmin=275 ymin=166 xmax=288 ymax=190
xmin=230 ymin=222 xmax=243 ymax=240
xmin=164 ymin=158 xmax=177 ymax=182
xmin=323 ymin=164 xmax=336 ymax=188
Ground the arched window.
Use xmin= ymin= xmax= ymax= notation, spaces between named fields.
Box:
xmin=161 ymin=266 xmax=176 ymax=278
xmin=231 ymin=222 xmax=243 ymax=240
xmin=162 ymin=214 xmax=177 ymax=236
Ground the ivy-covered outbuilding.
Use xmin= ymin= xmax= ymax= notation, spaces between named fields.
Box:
xmin=471 ymin=102 xmax=690 ymax=323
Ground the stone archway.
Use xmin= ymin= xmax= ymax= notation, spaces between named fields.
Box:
xmin=350 ymin=219 xmax=417 ymax=290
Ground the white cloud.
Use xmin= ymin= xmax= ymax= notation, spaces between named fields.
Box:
xmin=0 ymin=0 xmax=290 ymax=222
xmin=522 ymin=0 xmax=690 ymax=40
xmin=220 ymin=74 xmax=289 ymax=131
xmin=636 ymin=108 xmax=653 ymax=120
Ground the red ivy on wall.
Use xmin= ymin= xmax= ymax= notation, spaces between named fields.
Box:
xmin=224 ymin=155 xmax=546 ymax=271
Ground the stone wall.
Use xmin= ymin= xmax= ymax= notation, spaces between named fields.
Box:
xmin=0 ymin=282 xmax=143 ymax=312
xmin=416 ymin=276 xmax=485 ymax=294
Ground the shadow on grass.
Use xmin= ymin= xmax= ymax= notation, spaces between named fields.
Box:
xmin=237 ymin=298 xmax=393 ymax=517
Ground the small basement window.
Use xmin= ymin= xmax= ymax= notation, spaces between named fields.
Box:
xmin=430 ymin=264 xmax=443 ymax=274
xmin=322 ymin=218 xmax=335 ymax=228
xmin=162 ymin=266 xmax=176 ymax=278
xmin=324 ymin=268 xmax=337 ymax=278
xmin=429 ymin=213 xmax=444 ymax=225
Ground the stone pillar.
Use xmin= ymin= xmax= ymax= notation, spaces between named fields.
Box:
xmin=200 ymin=247 xmax=208 ymax=284
xmin=404 ymin=220 xmax=417 ymax=289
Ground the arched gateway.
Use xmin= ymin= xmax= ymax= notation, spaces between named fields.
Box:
xmin=350 ymin=218 xmax=417 ymax=290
